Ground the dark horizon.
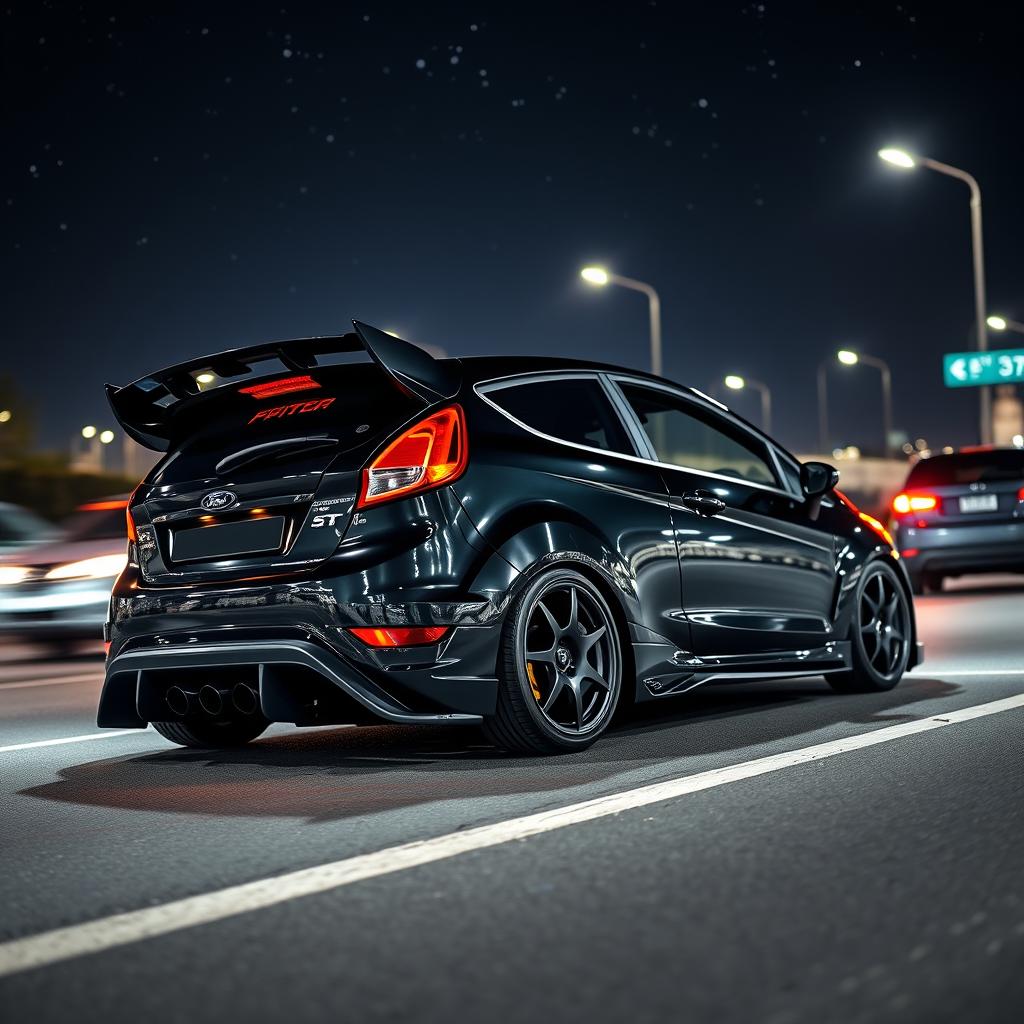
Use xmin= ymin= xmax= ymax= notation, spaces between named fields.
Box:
xmin=5 ymin=1 xmax=1024 ymax=455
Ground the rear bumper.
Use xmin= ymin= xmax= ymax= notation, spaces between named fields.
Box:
xmin=897 ymin=520 xmax=1024 ymax=578
xmin=99 ymin=623 xmax=500 ymax=729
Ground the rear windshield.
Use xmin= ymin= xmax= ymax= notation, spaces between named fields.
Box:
xmin=150 ymin=363 xmax=421 ymax=485
xmin=906 ymin=450 xmax=1024 ymax=487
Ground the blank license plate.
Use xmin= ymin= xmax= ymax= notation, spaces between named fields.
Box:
xmin=171 ymin=516 xmax=285 ymax=562
xmin=958 ymin=494 xmax=998 ymax=513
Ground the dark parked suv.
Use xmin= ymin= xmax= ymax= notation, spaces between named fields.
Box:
xmin=97 ymin=321 xmax=922 ymax=753
xmin=890 ymin=447 xmax=1024 ymax=593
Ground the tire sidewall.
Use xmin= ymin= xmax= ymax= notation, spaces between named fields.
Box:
xmin=508 ymin=567 xmax=623 ymax=750
xmin=851 ymin=560 xmax=911 ymax=688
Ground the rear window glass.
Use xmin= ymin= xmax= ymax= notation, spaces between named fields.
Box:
xmin=906 ymin=450 xmax=1024 ymax=487
xmin=151 ymin=363 xmax=421 ymax=485
xmin=487 ymin=378 xmax=634 ymax=454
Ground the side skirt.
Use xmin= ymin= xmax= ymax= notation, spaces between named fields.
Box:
xmin=631 ymin=638 xmax=852 ymax=700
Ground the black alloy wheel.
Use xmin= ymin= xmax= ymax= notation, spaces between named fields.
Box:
xmin=484 ymin=568 xmax=623 ymax=754
xmin=829 ymin=561 xmax=911 ymax=693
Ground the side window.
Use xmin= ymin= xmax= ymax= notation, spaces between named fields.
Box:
xmin=486 ymin=378 xmax=635 ymax=454
xmin=776 ymin=454 xmax=802 ymax=495
xmin=618 ymin=383 xmax=778 ymax=486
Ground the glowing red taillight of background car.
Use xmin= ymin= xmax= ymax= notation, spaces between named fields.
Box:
xmin=348 ymin=626 xmax=449 ymax=647
xmin=892 ymin=492 xmax=938 ymax=515
xmin=356 ymin=405 xmax=468 ymax=509
xmin=239 ymin=375 xmax=321 ymax=399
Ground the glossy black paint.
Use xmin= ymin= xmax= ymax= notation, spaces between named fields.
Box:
xmin=98 ymin=328 xmax=921 ymax=733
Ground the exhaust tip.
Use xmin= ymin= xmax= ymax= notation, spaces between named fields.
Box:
xmin=165 ymin=686 xmax=194 ymax=718
xmin=198 ymin=684 xmax=229 ymax=717
xmin=232 ymin=682 xmax=259 ymax=716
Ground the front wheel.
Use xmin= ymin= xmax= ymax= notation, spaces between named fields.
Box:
xmin=483 ymin=568 xmax=623 ymax=755
xmin=828 ymin=561 xmax=911 ymax=693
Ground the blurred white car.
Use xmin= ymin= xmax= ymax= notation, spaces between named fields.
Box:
xmin=0 ymin=502 xmax=57 ymax=556
xmin=0 ymin=498 xmax=128 ymax=652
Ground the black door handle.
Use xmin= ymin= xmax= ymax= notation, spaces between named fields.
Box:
xmin=681 ymin=489 xmax=726 ymax=517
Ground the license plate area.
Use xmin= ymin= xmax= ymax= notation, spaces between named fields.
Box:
xmin=958 ymin=494 xmax=998 ymax=513
xmin=170 ymin=516 xmax=285 ymax=563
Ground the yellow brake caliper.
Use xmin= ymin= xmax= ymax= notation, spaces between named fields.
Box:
xmin=526 ymin=662 xmax=542 ymax=702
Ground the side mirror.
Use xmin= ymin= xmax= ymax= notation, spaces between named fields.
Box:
xmin=800 ymin=461 xmax=839 ymax=498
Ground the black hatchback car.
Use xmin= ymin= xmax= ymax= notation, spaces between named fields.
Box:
xmin=98 ymin=322 xmax=923 ymax=753
xmin=890 ymin=446 xmax=1024 ymax=593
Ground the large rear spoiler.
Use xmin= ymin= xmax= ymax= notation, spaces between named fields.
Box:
xmin=105 ymin=320 xmax=460 ymax=451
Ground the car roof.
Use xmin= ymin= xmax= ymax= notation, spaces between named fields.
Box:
xmin=452 ymin=354 xmax=673 ymax=387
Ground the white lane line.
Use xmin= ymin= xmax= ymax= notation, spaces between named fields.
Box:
xmin=0 ymin=730 xmax=144 ymax=753
xmin=0 ymin=673 xmax=103 ymax=691
xmin=925 ymin=669 xmax=1024 ymax=676
xmin=2 ymin=693 xmax=1023 ymax=978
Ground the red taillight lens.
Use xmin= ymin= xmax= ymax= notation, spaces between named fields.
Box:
xmin=357 ymin=405 xmax=468 ymax=509
xmin=349 ymin=626 xmax=449 ymax=647
xmin=892 ymin=492 xmax=938 ymax=515
xmin=239 ymin=375 xmax=321 ymax=399
xmin=1018 ymin=487 xmax=1024 ymax=502
xmin=126 ymin=506 xmax=137 ymax=543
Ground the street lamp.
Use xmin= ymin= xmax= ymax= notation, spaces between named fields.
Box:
xmin=580 ymin=265 xmax=663 ymax=376
xmin=878 ymin=146 xmax=991 ymax=444
xmin=836 ymin=350 xmax=895 ymax=457
xmin=724 ymin=374 xmax=772 ymax=433
xmin=99 ymin=430 xmax=115 ymax=445
xmin=987 ymin=314 xmax=1024 ymax=336
xmin=81 ymin=425 xmax=97 ymax=439
xmin=0 ymin=410 xmax=11 ymax=424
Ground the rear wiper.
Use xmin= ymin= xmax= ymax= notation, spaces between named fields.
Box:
xmin=215 ymin=436 xmax=339 ymax=476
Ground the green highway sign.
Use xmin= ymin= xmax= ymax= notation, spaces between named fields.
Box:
xmin=943 ymin=347 xmax=1024 ymax=388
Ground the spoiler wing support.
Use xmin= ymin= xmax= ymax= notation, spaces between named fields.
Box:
xmin=105 ymin=323 xmax=461 ymax=452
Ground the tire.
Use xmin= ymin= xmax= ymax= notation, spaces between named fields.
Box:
xmin=909 ymin=570 xmax=941 ymax=596
xmin=828 ymin=561 xmax=912 ymax=693
xmin=482 ymin=567 xmax=623 ymax=755
xmin=152 ymin=714 xmax=269 ymax=749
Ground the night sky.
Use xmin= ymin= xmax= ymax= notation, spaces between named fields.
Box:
xmin=5 ymin=1 xmax=1024 ymax=455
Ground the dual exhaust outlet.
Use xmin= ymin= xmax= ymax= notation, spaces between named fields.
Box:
xmin=165 ymin=682 xmax=260 ymax=719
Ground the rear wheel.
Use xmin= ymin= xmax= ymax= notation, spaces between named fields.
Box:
xmin=483 ymin=568 xmax=623 ymax=754
xmin=829 ymin=561 xmax=911 ymax=693
xmin=909 ymin=570 xmax=942 ymax=596
xmin=152 ymin=713 xmax=269 ymax=749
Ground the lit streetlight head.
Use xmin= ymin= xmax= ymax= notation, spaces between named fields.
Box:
xmin=81 ymin=425 xmax=97 ymax=439
xmin=0 ymin=410 xmax=11 ymax=424
xmin=986 ymin=315 xmax=1008 ymax=331
xmin=837 ymin=349 xmax=859 ymax=366
xmin=878 ymin=148 xmax=916 ymax=169
xmin=99 ymin=429 xmax=115 ymax=444
xmin=724 ymin=375 xmax=745 ymax=390
xmin=580 ymin=266 xmax=609 ymax=286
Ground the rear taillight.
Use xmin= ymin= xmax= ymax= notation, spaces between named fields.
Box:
xmin=357 ymin=405 xmax=467 ymax=509
xmin=1018 ymin=487 xmax=1024 ymax=502
xmin=239 ymin=375 xmax=321 ymax=399
xmin=126 ymin=506 xmax=137 ymax=543
xmin=349 ymin=626 xmax=449 ymax=647
xmin=892 ymin=492 xmax=938 ymax=515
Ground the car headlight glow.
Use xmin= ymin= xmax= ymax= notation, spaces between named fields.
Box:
xmin=45 ymin=554 xmax=128 ymax=581
xmin=0 ymin=565 xmax=31 ymax=586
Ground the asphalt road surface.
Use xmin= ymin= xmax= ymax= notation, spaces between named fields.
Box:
xmin=2 ymin=576 xmax=1023 ymax=1024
